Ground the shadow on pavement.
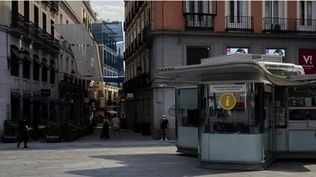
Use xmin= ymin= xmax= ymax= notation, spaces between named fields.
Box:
xmin=267 ymin=159 xmax=313 ymax=172
xmin=67 ymin=155 xmax=316 ymax=177
xmin=66 ymin=153 xmax=237 ymax=177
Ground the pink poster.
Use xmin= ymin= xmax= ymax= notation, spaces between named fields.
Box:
xmin=299 ymin=49 xmax=316 ymax=75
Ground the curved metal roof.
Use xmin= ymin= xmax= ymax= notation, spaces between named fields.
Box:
xmin=158 ymin=54 xmax=305 ymax=86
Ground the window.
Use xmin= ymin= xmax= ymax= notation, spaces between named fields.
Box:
xmin=12 ymin=1 xmax=18 ymax=14
xmin=34 ymin=5 xmax=39 ymax=27
xmin=22 ymin=59 xmax=30 ymax=79
xmin=60 ymin=14 xmax=63 ymax=24
xmin=202 ymin=83 xmax=268 ymax=134
xmin=186 ymin=46 xmax=211 ymax=65
xmin=66 ymin=57 xmax=69 ymax=73
xmin=228 ymin=1 xmax=248 ymax=23
xmin=66 ymin=20 xmax=69 ymax=24
xmin=289 ymin=86 xmax=316 ymax=121
xmin=226 ymin=47 xmax=249 ymax=55
xmin=50 ymin=20 xmax=54 ymax=37
xmin=50 ymin=66 xmax=55 ymax=84
xmin=184 ymin=1 xmax=215 ymax=28
xmin=265 ymin=1 xmax=280 ymax=18
xmin=10 ymin=46 xmax=20 ymax=77
xmin=42 ymin=12 xmax=47 ymax=31
xmin=24 ymin=1 xmax=29 ymax=20
xmin=11 ymin=96 xmax=20 ymax=122
xmin=33 ymin=55 xmax=40 ymax=81
xmin=300 ymin=1 xmax=313 ymax=26
xmin=42 ymin=59 xmax=48 ymax=82
xmin=184 ymin=1 xmax=215 ymax=14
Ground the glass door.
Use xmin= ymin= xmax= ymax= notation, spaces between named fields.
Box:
xmin=263 ymin=84 xmax=276 ymax=159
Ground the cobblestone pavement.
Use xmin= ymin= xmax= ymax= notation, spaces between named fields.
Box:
xmin=1 ymin=129 xmax=316 ymax=177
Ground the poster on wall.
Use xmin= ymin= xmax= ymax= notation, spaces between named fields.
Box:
xmin=226 ymin=47 xmax=249 ymax=55
xmin=299 ymin=49 xmax=316 ymax=75
xmin=265 ymin=48 xmax=286 ymax=57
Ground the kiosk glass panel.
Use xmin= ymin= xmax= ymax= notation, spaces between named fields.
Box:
xmin=176 ymin=88 xmax=198 ymax=127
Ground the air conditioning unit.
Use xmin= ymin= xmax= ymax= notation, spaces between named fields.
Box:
xmin=272 ymin=24 xmax=281 ymax=31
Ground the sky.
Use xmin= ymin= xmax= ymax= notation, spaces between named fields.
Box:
xmin=91 ymin=1 xmax=124 ymax=22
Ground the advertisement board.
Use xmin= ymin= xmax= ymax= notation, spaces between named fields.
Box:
xmin=299 ymin=49 xmax=316 ymax=74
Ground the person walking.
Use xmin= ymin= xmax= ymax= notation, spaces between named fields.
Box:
xmin=17 ymin=119 xmax=30 ymax=148
xmin=100 ymin=117 xmax=110 ymax=140
xmin=111 ymin=115 xmax=121 ymax=139
xmin=160 ymin=115 xmax=169 ymax=141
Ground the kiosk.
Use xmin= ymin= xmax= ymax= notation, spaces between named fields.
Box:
xmin=159 ymin=54 xmax=315 ymax=170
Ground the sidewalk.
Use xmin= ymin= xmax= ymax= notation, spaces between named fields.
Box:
xmin=0 ymin=127 xmax=174 ymax=150
xmin=1 ymin=128 xmax=316 ymax=176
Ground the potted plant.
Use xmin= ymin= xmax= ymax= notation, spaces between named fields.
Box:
xmin=2 ymin=120 xmax=18 ymax=143
xmin=45 ymin=122 xmax=61 ymax=143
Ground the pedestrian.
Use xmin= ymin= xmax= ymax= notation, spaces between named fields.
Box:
xmin=17 ymin=118 xmax=31 ymax=148
xmin=160 ymin=115 xmax=169 ymax=141
xmin=100 ymin=117 xmax=110 ymax=140
xmin=111 ymin=115 xmax=121 ymax=139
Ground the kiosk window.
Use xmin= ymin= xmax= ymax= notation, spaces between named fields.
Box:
xmin=202 ymin=83 xmax=267 ymax=134
xmin=289 ymin=86 xmax=316 ymax=121
xmin=177 ymin=88 xmax=198 ymax=127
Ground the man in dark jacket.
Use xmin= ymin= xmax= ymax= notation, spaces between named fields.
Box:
xmin=17 ymin=119 xmax=30 ymax=148
xmin=160 ymin=115 xmax=169 ymax=141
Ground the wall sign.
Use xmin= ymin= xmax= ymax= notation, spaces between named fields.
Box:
xmin=299 ymin=49 xmax=316 ymax=74
xmin=219 ymin=93 xmax=236 ymax=110
xmin=210 ymin=84 xmax=246 ymax=93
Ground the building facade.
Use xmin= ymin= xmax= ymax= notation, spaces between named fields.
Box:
xmin=124 ymin=1 xmax=316 ymax=139
xmin=0 ymin=1 xmax=101 ymax=137
xmin=91 ymin=21 xmax=124 ymax=105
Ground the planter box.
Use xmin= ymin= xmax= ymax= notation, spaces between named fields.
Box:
xmin=3 ymin=135 xmax=17 ymax=143
xmin=46 ymin=136 xmax=60 ymax=143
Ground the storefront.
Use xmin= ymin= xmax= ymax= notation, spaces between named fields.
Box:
xmin=160 ymin=54 xmax=316 ymax=170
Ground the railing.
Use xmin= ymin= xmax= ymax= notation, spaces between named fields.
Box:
xmin=42 ymin=1 xmax=59 ymax=14
xmin=123 ymin=73 xmax=150 ymax=91
xmin=11 ymin=13 xmax=59 ymax=52
xmin=297 ymin=19 xmax=316 ymax=32
xmin=263 ymin=17 xmax=291 ymax=32
xmin=225 ymin=16 xmax=253 ymax=32
xmin=263 ymin=17 xmax=316 ymax=33
xmin=184 ymin=14 xmax=214 ymax=30
xmin=124 ymin=1 xmax=145 ymax=30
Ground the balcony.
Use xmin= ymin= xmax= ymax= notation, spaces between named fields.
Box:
xmin=225 ymin=16 xmax=253 ymax=32
xmin=184 ymin=14 xmax=214 ymax=30
xmin=263 ymin=17 xmax=316 ymax=33
xmin=297 ymin=19 xmax=316 ymax=32
xmin=11 ymin=13 xmax=59 ymax=53
xmin=123 ymin=73 xmax=150 ymax=92
xmin=124 ymin=1 xmax=145 ymax=30
xmin=42 ymin=1 xmax=59 ymax=14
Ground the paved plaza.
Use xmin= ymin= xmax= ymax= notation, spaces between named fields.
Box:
xmin=1 ymin=129 xmax=316 ymax=177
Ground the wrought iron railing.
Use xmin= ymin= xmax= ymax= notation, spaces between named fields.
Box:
xmin=263 ymin=17 xmax=316 ymax=33
xmin=184 ymin=14 xmax=214 ymax=30
xmin=11 ymin=13 xmax=59 ymax=52
xmin=225 ymin=16 xmax=253 ymax=32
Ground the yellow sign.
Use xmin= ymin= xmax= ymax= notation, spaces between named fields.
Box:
xmin=219 ymin=93 xmax=236 ymax=110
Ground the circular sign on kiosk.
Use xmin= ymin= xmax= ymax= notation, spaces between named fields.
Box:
xmin=219 ymin=93 xmax=236 ymax=110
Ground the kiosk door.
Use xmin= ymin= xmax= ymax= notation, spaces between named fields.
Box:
xmin=263 ymin=85 xmax=276 ymax=158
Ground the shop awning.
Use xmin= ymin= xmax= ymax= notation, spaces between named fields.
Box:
xmin=54 ymin=24 xmax=103 ymax=81
xmin=158 ymin=55 xmax=305 ymax=86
